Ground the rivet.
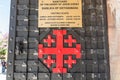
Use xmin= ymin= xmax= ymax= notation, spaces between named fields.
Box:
xmin=22 ymin=74 xmax=25 ymax=78
xmin=45 ymin=74 xmax=49 ymax=78
xmin=10 ymin=27 xmax=13 ymax=30
xmin=8 ymin=74 xmax=11 ymax=77
xmin=9 ymin=50 xmax=12 ymax=54
xmin=8 ymin=62 xmax=12 ymax=65
xmin=29 ymin=68 xmax=32 ymax=71
xmin=12 ymin=5 xmax=15 ymax=8
xmin=22 ymin=62 xmax=26 ymax=67
xmin=10 ymin=37 xmax=13 ymax=41
xmin=58 ymin=74 xmax=61 ymax=77
xmin=34 ymin=62 xmax=37 ymax=65
xmin=92 ymin=73 xmax=95 ymax=78
xmin=82 ymin=74 xmax=85 ymax=77
xmin=11 ymin=16 xmax=14 ymax=19
xmin=33 ymin=74 xmax=37 ymax=79
xmin=82 ymin=61 xmax=84 ymax=64
xmin=67 ymin=73 xmax=72 ymax=78
xmin=94 ymin=61 xmax=97 ymax=64
xmin=24 ymin=18 xmax=28 ymax=21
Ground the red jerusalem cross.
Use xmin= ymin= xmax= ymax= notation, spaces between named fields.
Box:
xmin=38 ymin=30 xmax=81 ymax=73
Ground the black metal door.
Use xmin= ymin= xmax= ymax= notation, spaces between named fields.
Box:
xmin=7 ymin=0 xmax=110 ymax=80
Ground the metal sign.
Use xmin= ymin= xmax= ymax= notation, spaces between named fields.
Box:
xmin=38 ymin=0 xmax=82 ymax=28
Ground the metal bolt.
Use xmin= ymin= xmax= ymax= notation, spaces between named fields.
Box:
xmin=67 ymin=73 xmax=72 ymax=78
xmin=10 ymin=37 xmax=13 ymax=41
xmin=8 ymin=74 xmax=11 ymax=77
xmin=29 ymin=68 xmax=32 ymax=71
xmin=22 ymin=62 xmax=26 ymax=67
xmin=10 ymin=27 xmax=13 ymax=30
xmin=8 ymin=62 xmax=12 ymax=65
xmin=22 ymin=74 xmax=25 ymax=78
xmin=11 ymin=16 xmax=14 ymax=19
xmin=82 ymin=61 xmax=84 ymax=64
xmin=94 ymin=61 xmax=97 ymax=64
xmin=12 ymin=5 xmax=15 ymax=8
xmin=58 ymin=74 xmax=61 ymax=77
xmin=92 ymin=73 xmax=95 ymax=78
xmin=45 ymin=74 xmax=49 ymax=78
xmin=24 ymin=18 xmax=28 ymax=21
xmin=82 ymin=74 xmax=85 ymax=77
xmin=9 ymin=50 xmax=12 ymax=54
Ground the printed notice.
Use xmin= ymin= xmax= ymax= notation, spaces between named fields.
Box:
xmin=38 ymin=0 xmax=82 ymax=28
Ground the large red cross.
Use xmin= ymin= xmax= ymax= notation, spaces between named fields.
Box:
xmin=38 ymin=30 xmax=81 ymax=73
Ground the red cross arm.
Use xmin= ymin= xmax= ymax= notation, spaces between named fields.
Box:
xmin=39 ymin=48 xmax=57 ymax=54
xmin=38 ymin=44 xmax=81 ymax=58
xmin=38 ymin=44 xmax=57 ymax=58
xmin=38 ymin=49 xmax=57 ymax=58
xmin=62 ymin=48 xmax=81 ymax=58
xmin=53 ymin=30 xmax=66 ymax=35
xmin=62 ymin=44 xmax=81 ymax=58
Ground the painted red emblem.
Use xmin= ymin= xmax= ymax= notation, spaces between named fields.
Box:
xmin=38 ymin=30 xmax=81 ymax=73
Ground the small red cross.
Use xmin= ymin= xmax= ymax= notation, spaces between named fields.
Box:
xmin=44 ymin=35 xmax=55 ymax=47
xmin=64 ymin=35 xmax=76 ymax=47
xmin=43 ymin=55 xmax=55 ymax=68
xmin=64 ymin=56 xmax=76 ymax=68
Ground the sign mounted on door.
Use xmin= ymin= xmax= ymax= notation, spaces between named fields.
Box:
xmin=38 ymin=0 xmax=82 ymax=28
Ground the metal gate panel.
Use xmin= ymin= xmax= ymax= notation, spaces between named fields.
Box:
xmin=7 ymin=0 xmax=110 ymax=80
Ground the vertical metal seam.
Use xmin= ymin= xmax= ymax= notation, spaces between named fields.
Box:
xmin=103 ymin=0 xmax=110 ymax=80
xmin=7 ymin=0 xmax=17 ymax=80
xmin=26 ymin=0 xmax=30 ymax=80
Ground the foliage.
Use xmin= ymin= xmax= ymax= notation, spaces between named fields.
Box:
xmin=0 ymin=33 xmax=8 ymax=58
xmin=0 ymin=48 xmax=6 ymax=55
